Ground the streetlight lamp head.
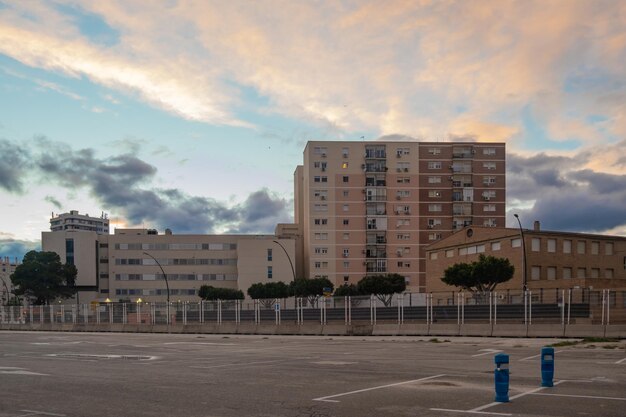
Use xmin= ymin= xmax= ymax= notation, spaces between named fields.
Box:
xmin=513 ymin=214 xmax=519 ymax=218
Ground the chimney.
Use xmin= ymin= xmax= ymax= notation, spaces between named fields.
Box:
xmin=533 ymin=221 xmax=540 ymax=231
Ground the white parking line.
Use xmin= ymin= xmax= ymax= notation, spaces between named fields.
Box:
xmin=313 ymin=374 xmax=446 ymax=403
xmin=472 ymin=349 xmax=503 ymax=357
xmin=190 ymin=359 xmax=289 ymax=369
xmin=519 ymin=350 xmax=563 ymax=361
xmin=430 ymin=409 xmax=511 ymax=416
xmin=531 ymin=393 xmax=626 ymax=401
xmin=18 ymin=410 xmax=66 ymax=416
xmin=615 ymin=357 xmax=626 ymax=364
xmin=163 ymin=342 xmax=236 ymax=346
xmin=471 ymin=381 xmax=565 ymax=412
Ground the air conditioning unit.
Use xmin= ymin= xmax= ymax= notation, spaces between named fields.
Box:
xmin=321 ymin=153 xmax=327 ymax=157
xmin=484 ymin=196 xmax=490 ymax=201
xmin=321 ymin=196 xmax=326 ymax=200
xmin=343 ymin=253 xmax=349 ymax=258
xmin=428 ymin=225 xmax=434 ymax=229
xmin=404 ymin=168 xmax=409 ymax=172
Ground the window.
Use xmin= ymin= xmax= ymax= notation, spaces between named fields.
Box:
xmin=342 ymin=162 xmax=349 ymax=169
xmin=343 ymin=276 xmax=349 ymax=283
xmin=343 ymin=190 xmax=349 ymax=197
xmin=397 ymin=177 xmax=410 ymax=183
xmin=313 ymin=176 xmax=327 ymax=183
xmin=267 ymin=266 xmax=273 ymax=279
xmin=591 ymin=241 xmax=599 ymax=255
xmin=577 ymin=241 xmax=585 ymax=254
xmin=531 ymin=266 xmax=541 ymax=280
xmin=427 ymin=218 xmax=442 ymax=227
xmin=459 ymin=248 xmax=467 ymax=256
xmin=397 ymin=233 xmax=411 ymax=240
xmin=314 ymin=247 xmax=328 ymax=254
xmin=547 ymin=267 xmax=556 ymax=280
xmin=429 ymin=190 xmax=442 ymax=198
xmin=397 ymin=162 xmax=410 ymax=172
xmin=483 ymin=176 xmax=496 ymax=186
xmin=428 ymin=161 xmax=442 ymax=169
xmin=482 ymin=190 xmax=496 ymax=199
xmin=314 ymin=189 xmax=328 ymax=199
xmin=547 ymin=239 xmax=556 ymax=253
xmin=605 ymin=269 xmax=614 ymax=279
xmin=343 ymin=248 xmax=350 ymax=257
xmin=396 ymin=190 xmax=410 ymax=198
xmin=591 ymin=268 xmax=599 ymax=278
xmin=483 ymin=162 xmax=496 ymax=170
xmin=577 ymin=268 xmax=586 ymax=278
xmin=343 ymin=233 xmax=350 ymax=240
xmin=428 ymin=176 xmax=441 ymax=184
xmin=483 ymin=147 xmax=496 ymax=155
xmin=342 ymin=204 xmax=349 ymax=212
xmin=563 ymin=240 xmax=572 ymax=253
xmin=314 ymin=233 xmax=328 ymax=240
xmin=342 ymin=147 xmax=349 ymax=158
xmin=531 ymin=238 xmax=541 ymax=252
xmin=563 ymin=267 xmax=572 ymax=279
xmin=343 ymin=219 xmax=349 ymax=225
xmin=428 ymin=204 xmax=442 ymax=212
xmin=428 ymin=233 xmax=442 ymax=241
xmin=343 ymin=261 xmax=350 ymax=268
xmin=342 ymin=176 xmax=349 ymax=183
xmin=446 ymin=249 xmax=455 ymax=258
xmin=606 ymin=242 xmax=614 ymax=255
xmin=483 ymin=204 xmax=496 ymax=212
xmin=314 ymin=218 xmax=328 ymax=225
xmin=396 ymin=218 xmax=410 ymax=227
xmin=428 ymin=147 xmax=441 ymax=155
xmin=267 ymin=249 xmax=272 ymax=261
xmin=511 ymin=238 xmax=521 ymax=248
xmin=313 ymin=204 xmax=328 ymax=212
xmin=430 ymin=252 xmax=438 ymax=260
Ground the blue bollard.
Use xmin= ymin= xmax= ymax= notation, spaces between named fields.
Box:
xmin=494 ymin=353 xmax=510 ymax=402
xmin=541 ymin=347 xmax=554 ymax=387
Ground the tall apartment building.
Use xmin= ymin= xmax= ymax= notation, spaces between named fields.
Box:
xmin=294 ymin=141 xmax=506 ymax=292
xmin=50 ymin=210 xmax=110 ymax=234
xmin=1 ymin=257 xmax=20 ymax=304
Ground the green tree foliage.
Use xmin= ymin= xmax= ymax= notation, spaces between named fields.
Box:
xmin=441 ymin=254 xmax=515 ymax=293
xmin=333 ymin=284 xmax=361 ymax=297
xmin=247 ymin=282 xmax=290 ymax=308
xmin=357 ymin=273 xmax=407 ymax=306
xmin=198 ymin=285 xmax=244 ymax=301
xmin=290 ymin=277 xmax=334 ymax=306
xmin=11 ymin=251 xmax=77 ymax=305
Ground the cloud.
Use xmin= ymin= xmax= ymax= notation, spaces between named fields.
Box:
xmin=0 ymin=0 xmax=624 ymax=152
xmin=6 ymin=137 xmax=292 ymax=235
xmin=0 ymin=139 xmax=31 ymax=192
xmin=0 ymin=237 xmax=40 ymax=261
xmin=508 ymin=151 xmax=626 ymax=233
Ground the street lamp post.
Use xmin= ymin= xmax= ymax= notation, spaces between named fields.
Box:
xmin=272 ymin=240 xmax=296 ymax=282
xmin=513 ymin=214 xmax=528 ymax=293
xmin=143 ymin=252 xmax=171 ymax=324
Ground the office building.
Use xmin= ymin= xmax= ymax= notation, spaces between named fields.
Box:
xmin=294 ymin=141 xmax=506 ymax=292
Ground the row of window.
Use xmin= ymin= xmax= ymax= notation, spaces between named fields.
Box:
xmin=530 ymin=238 xmax=615 ymax=255
xmin=114 ymin=243 xmax=237 ymax=251
xmin=114 ymin=258 xmax=237 ymax=266
xmin=115 ymin=289 xmax=197 ymax=296
xmin=314 ymin=175 xmax=500 ymax=185
xmin=530 ymin=266 xmax=615 ymax=280
xmin=312 ymin=146 xmax=499 ymax=158
xmin=115 ymin=274 xmax=237 ymax=281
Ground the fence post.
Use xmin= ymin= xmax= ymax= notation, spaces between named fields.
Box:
xmin=29 ymin=306 xmax=33 ymax=324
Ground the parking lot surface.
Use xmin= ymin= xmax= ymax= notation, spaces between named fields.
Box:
xmin=0 ymin=331 xmax=624 ymax=416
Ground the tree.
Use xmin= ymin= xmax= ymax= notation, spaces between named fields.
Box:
xmin=357 ymin=273 xmax=407 ymax=306
xmin=441 ymin=254 xmax=515 ymax=294
xmin=11 ymin=251 xmax=77 ymax=305
xmin=333 ymin=284 xmax=361 ymax=297
xmin=247 ymin=282 xmax=290 ymax=308
xmin=198 ymin=285 xmax=244 ymax=301
xmin=290 ymin=277 xmax=334 ymax=306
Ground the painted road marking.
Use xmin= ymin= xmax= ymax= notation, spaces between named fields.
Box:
xmin=470 ymin=381 xmax=565 ymax=413
xmin=430 ymin=409 xmax=511 ymax=416
xmin=472 ymin=349 xmax=502 ymax=357
xmin=531 ymin=393 xmax=626 ymax=401
xmin=190 ymin=359 xmax=289 ymax=369
xmin=519 ymin=350 xmax=563 ymax=361
xmin=615 ymin=357 xmax=626 ymax=364
xmin=18 ymin=410 xmax=66 ymax=416
xmin=313 ymin=374 xmax=446 ymax=403
xmin=163 ymin=342 xmax=236 ymax=346
xmin=0 ymin=367 xmax=49 ymax=376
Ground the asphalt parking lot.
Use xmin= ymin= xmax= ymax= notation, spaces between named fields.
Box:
xmin=0 ymin=331 xmax=624 ymax=417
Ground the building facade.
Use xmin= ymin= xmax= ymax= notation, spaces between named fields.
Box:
xmin=425 ymin=223 xmax=626 ymax=294
xmin=50 ymin=210 xmax=109 ymax=234
xmin=294 ymin=141 xmax=506 ymax=292
xmin=1 ymin=257 xmax=20 ymax=304
xmin=42 ymin=228 xmax=296 ymax=304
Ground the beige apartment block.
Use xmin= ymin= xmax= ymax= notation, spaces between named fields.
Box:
xmin=425 ymin=223 xmax=626 ymax=293
xmin=294 ymin=140 xmax=506 ymax=292
xmin=1 ymin=256 xmax=20 ymax=304
xmin=50 ymin=210 xmax=109 ymax=234
xmin=42 ymin=228 xmax=295 ymax=304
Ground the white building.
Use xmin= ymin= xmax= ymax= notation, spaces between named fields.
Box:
xmin=50 ymin=210 xmax=109 ymax=234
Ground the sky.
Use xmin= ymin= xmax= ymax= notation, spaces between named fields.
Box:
xmin=0 ymin=0 xmax=625 ymax=261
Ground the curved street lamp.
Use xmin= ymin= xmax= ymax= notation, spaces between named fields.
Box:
xmin=513 ymin=214 xmax=528 ymax=292
xmin=143 ymin=252 xmax=171 ymax=323
xmin=272 ymin=240 xmax=296 ymax=282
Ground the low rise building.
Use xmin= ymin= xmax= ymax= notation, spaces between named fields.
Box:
xmin=425 ymin=222 xmax=626 ymax=294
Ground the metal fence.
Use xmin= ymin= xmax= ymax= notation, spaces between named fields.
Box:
xmin=1 ymin=288 xmax=624 ymax=326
